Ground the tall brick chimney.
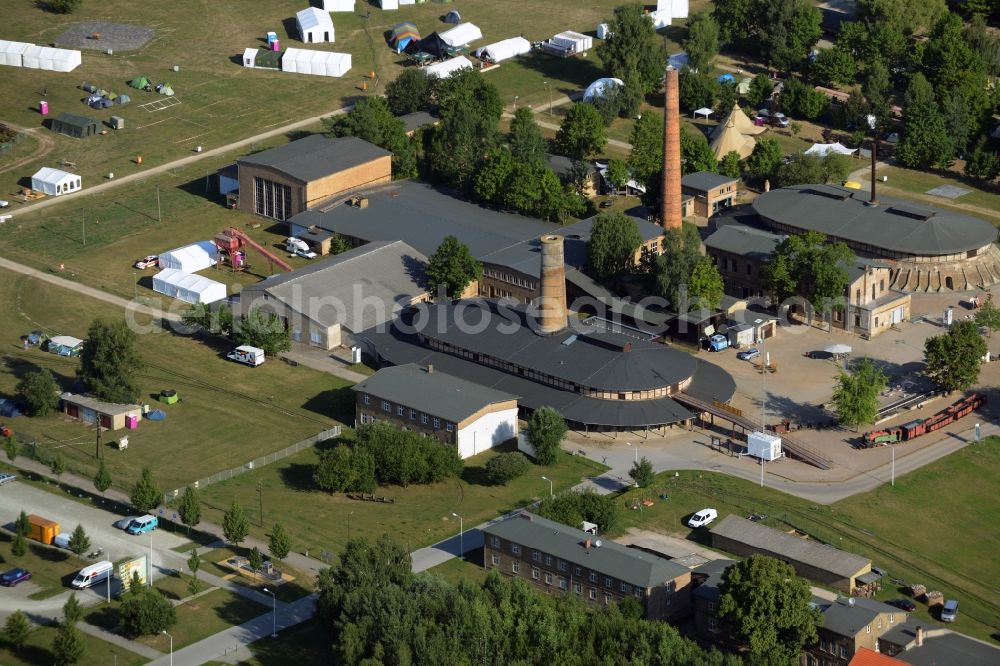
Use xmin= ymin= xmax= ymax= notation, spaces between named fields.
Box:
xmin=538 ymin=234 xmax=568 ymax=334
xmin=661 ymin=66 xmax=682 ymax=230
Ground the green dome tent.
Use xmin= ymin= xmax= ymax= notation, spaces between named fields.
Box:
xmin=128 ymin=76 xmax=151 ymax=90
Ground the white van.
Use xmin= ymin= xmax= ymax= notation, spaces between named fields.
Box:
xmin=71 ymin=561 xmax=114 ymax=589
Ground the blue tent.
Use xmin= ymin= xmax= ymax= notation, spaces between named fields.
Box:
xmin=717 ymin=73 xmax=735 ymax=84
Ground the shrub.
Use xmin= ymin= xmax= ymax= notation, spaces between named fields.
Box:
xmin=119 ymin=589 xmax=177 ymax=638
xmin=485 ymin=452 xmax=530 ymax=485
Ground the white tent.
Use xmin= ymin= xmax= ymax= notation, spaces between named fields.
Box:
xmin=425 ymin=55 xmax=473 ymax=79
xmin=296 ymin=7 xmax=335 ymax=43
xmin=551 ymin=31 xmax=592 ymax=53
xmin=51 ymin=48 xmax=81 ymax=72
xmin=152 ymin=269 xmax=227 ymax=305
xmin=582 ymin=77 xmax=623 ymax=102
xmin=657 ymin=0 xmax=690 ymax=18
xmin=441 ymin=23 xmax=483 ymax=47
xmin=322 ymin=0 xmax=355 ymax=10
xmin=474 ymin=37 xmax=531 ymax=63
xmin=21 ymin=45 xmax=43 ymax=69
xmin=243 ymin=48 xmax=258 ymax=68
xmin=596 ymin=23 xmax=612 ymax=40
xmin=804 ymin=142 xmax=857 ymax=157
xmin=0 ymin=40 xmax=32 ymax=67
xmin=399 ymin=0 xmax=416 ymax=4
xmin=649 ymin=10 xmax=672 ymax=28
xmin=31 ymin=167 xmax=81 ymax=196
xmin=379 ymin=0 xmax=399 ymax=8
xmin=693 ymin=107 xmax=713 ymax=119
xmin=159 ymin=240 xmax=218 ymax=273
xmin=282 ymin=48 xmax=351 ymax=77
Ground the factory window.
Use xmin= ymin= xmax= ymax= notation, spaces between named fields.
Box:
xmin=708 ymin=618 xmax=719 ymax=633
xmin=253 ymin=177 xmax=292 ymax=220
xmin=491 ymin=554 xmax=499 ymax=566
xmin=605 ymin=577 xmax=613 ymax=588
xmin=397 ymin=406 xmax=405 ymax=416
xmin=574 ymin=583 xmax=582 ymax=594
xmin=410 ymin=410 xmax=416 ymax=420
xmin=532 ymin=551 xmax=541 ymax=562
xmin=532 ymin=567 xmax=540 ymax=580
xmin=382 ymin=401 xmax=391 ymax=412
xmin=511 ymin=544 xmax=520 ymax=555
xmin=604 ymin=595 xmax=612 ymax=605
xmin=708 ymin=601 xmax=716 ymax=612
xmin=446 ymin=423 xmax=454 ymax=432
xmin=491 ymin=536 xmax=500 ymax=548
xmin=558 ymin=561 xmax=567 ymax=572
xmin=512 ymin=561 xmax=520 ymax=574
xmin=559 ymin=578 xmax=567 ymax=590
xmin=363 ymin=394 xmax=370 ymax=405
xmin=589 ymin=572 xmax=597 ymax=583
xmin=589 ymin=588 xmax=597 ymax=600
xmin=620 ymin=582 xmax=629 ymax=593
xmin=545 ymin=573 xmax=553 ymax=585
xmin=575 ymin=566 xmax=582 ymax=577
xmin=746 ymin=263 xmax=752 ymax=275
xmin=545 ymin=555 xmax=552 ymax=567
xmin=634 ymin=588 xmax=642 ymax=598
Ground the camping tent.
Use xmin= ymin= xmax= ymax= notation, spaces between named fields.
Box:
xmin=159 ymin=240 xmax=218 ymax=273
xmin=596 ymin=23 xmax=612 ymax=40
xmin=390 ymin=22 xmax=421 ymax=53
xmin=668 ymin=52 xmax=688 ymax=69
xmin=379 ymin=0 xmax=399 ymax=8
xmin=117 ymin=94 xmax=131 ymax=104
xmin=425 ymin=55 xmax=473 ymax=79
xmin=156 ymin=82 xmax=175 ymax=96
xmin=804 ymin=142 xmax=856 ymax=157
xmin=717 ymin=73 xmax=734 ymax=84
xmin=0 ymin=40 xmax=32 ymax=67
xmin=582 ymin=77 xmax=623 ymax=102
xmin=444 ymin=9 xmax=461 ymax=23
xmin=693 ymin=107 xmax=713 ymax=119
xmin=31 ymin=167 xmax=81 ymax=196
xmin=129 ymin=76 xmax=151 ymax=90
xmin=417 ymin=32 xmax=452 ymax=58
xmin=710 ymin=116 xmax=756 ymax=160
xmin=322 ymin=0 xmax=355 ymax=10
xmin=297 ymin=7 xmax=335 ymax=43
xmin=48 ymin=335 xmax=84 ymax=357
xmin=710 ymin=104 xmax=766 ymax=140
xmin=440 ymin=23 xmax=482 ymax=47
xmin=152 ymin=269 xmax=227 ymax=305
xmin=657 ymin=0 xmax=689 ymax=18
xmin=737 ymin=76 xmax=752 ymax=95
xmin=282 ymin=48 xmax=352 ymax=77
xmin=51 ymin=112 xmax=99 ymax=139
xmin=474 ymin=37 xmax=531 ymax=63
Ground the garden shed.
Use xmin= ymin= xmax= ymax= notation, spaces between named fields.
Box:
xmin=31 ymin=167 xmax=81 ymax=196
xmin=296 ymin=7 xmax=335 ymax=43
xmin=51 ymin=112 xmax=99 ymax=138
xmin=152 ymin=268 xmax=227 ymax=304
xmin=159 ymin=240 xmax=217 ymax=272
xmin=440 ymin=23 xmax=482 ymax=47
xmin=425 ymin=55 xmax=472 ymax=79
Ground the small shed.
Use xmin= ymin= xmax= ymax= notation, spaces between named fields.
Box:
xmin=51 ymin=112 xmax=99 ymax=139
xmin=48 ymin=335 xmax=84 ymax=357
xmin=747 ymin=431 xmax=782 ymax=461
xmin=31 ymin=167 xmax=81 ymax=196
xmin=296 ymin=7 xmax=335 ymax=43
xmin=60 ymin=392 xmax=141 ymax=431
xmin=110 ymin=116 xmax=124 ymax=130
xmin=243 ymin=47 xmax=259 ymax=68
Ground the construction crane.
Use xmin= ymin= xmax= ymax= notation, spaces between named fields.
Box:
xmin=213 ymin=227 xmax=293 ymax=274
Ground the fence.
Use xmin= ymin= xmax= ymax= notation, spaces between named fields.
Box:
xmin=164 ymin=426 xmax=341 ymax=502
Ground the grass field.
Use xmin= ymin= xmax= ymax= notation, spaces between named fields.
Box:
xmin=613 ymin=436 xmax=1000 ymax=642
xmin=0 ymin=625 xmax=146 ymax=666
xmin=875 ymin=165 xmax=1000 ymax=226
xmin=0 ymin=530 xmax=88 ymax=600
xmin=0 ymin=270 xmax=349 ymax=494
xmin=232 ymin=618 xmax=330 ymax=666
xmin=197 ymin=441 xmax=607 ymax=557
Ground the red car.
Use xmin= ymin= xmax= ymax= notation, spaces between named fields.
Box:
xmin=0 ymin=568 xmax=32 ymax=587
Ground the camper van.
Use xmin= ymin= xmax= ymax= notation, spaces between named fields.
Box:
xmin=126 ymin=515 xmax=158 ymax=535
xmin=226 ymin=345 xmax=265 ymax=367
xmin=285 ymin=237 xmax=317 ymax=259
xmin=71 ymin=561 xmax=113 ymax=589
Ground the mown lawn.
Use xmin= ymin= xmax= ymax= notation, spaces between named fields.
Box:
xmin=613 ymin=436 xmax=1000 ymax=643
xmin=876 ymin=165 xmax=1000 ymax=226
xmin=197 ymin=441 xmax=607 ymax=558
xmin=0 ymin=530 xmax=87 ymax=600
xmin=0 ymin=625 xmax=145 ymax=666
xmin=0 ymin=270 xmax=349 ymax=494
xmin=234 ymin=618 xmax=330 ymax=666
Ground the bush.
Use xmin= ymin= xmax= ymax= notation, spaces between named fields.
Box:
xmin=485 ymin=452 xmax=530 ymax=485
xmin=536 ymin=489 xmax=619 ymax=533
xmin=527 ymin=407 xmax=567 ymax=466
xmin=628 ymin=457 xmax=655 ymax=488
xmin=119 ymin=589 xmax=177 ymax=638
xmin=354 ymin=422 xmax=463 ymax=487
xmin=16 ymin=369 xmax=59 ymax=417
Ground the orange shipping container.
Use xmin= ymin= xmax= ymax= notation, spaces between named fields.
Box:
xmin=28 ymin=515 xmax=60 ymax=545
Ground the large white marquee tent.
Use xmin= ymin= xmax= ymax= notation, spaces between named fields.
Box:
xmin=0 ymin=40 xmax=32 ymax=67
xmin=322 ymin=0 xmax=355 ymax=10
xmin=282 ymin=48 xmax=352 ymax=77
xmin=657 ymin=0 xmax=690 ymax=17
xmin=803 ymin=142 xmax=857 ymax=157
xmin=425 ymin=55 xmax=473 ymax=79
xmin=296 ymin=7 xmax=335 ymax=43
xmin=440 ymin=23 xmax=483 ymax=47
xmin=20 ymin=45 xmax=81 ymax=72
xmin=474 ymin=37 xmax=531 ymax=63
xmin=152 ymin=269 xmax=227 ymax=305
xmin=31 ymin=167 xmax=81 ymax=196
xmin=159 ymin=240 xmax=218 ymax=273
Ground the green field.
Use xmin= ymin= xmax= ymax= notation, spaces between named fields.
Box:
xmin=0 ymin=530 xmax=88 ymax=600
xmin=0 ymin=270 xmax=348 ymax=493
xmin=232 ymin=618 xmax=330 ymax=666
xmin=197 ymin=442 xmax=607 ymax=557
xmin=0 ymin=624 xmax=146 ymax=666
xmin=613 ymin=436 xmax=1000 ymax=643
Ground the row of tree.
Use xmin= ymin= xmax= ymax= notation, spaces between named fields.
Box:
xmin=183 ymin=303 xmax=291 ymax=357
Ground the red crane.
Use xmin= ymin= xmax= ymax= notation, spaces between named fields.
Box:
xmin=213 ymin=227 xmax=293 ymax=274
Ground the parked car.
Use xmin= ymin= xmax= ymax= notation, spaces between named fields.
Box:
xmin=114 ymin=516 xmax=142 ymax=531
xmin=26 ymin=330 xmax=47 ymax=346
xmin=771 ymin=112 xmax=789 ymax=128
xmin=0 ymin=472 xmax=16 ymax=485
xmin=687 ymin=508 xmax=719 ymax=528
xmin=707 ymin=334 xmax=729 ymax=352
xmin=940 ymin=599 xmax=959 ymax=622
xmin=133 ymin=255 xmax=159 ymax=269
xmin=0 ymin=200 xmax=9 ymax=208
xmin=737 ymin=348 xmax=760 ymax=361
xmin=756 ymin=109 xmax=770 ymax=120
xmin=0 ymin=568 xmax=32 ymax=587
xmin=886 ymin=598 xmax=916 ymax=612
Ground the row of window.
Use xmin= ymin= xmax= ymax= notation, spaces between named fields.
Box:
xmin=493 ymin=553 xmax=639 ymax=603
xmin=361 ymin=394 xmax=454 ymax=432
xmin=818 ymin=640 xmax=850 ymax=659
xmin=715 ymin=254 xmax=755 ymax=276
xmin=253 ymin=177 xmax=292 ymax=221
xmin=483 ymin=267 xmax=537 ymax=291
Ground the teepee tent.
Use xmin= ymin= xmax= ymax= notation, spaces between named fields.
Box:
xmin=710 ymin=117 xmax=756 ymax=160
xmin=710 ymin=104 xmax=766 ymax=140
xmin=390 ymin=22 xmax=421 ymax=52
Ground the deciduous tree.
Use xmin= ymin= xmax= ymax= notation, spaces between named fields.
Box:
xmin=325 ymin=97 xmax=417 ymax=179
xmin=385 ymin=67 xmax=430 ymax=115
xmin=472 ymin=147 xmax=514 ymax=203
xmin=222 ymin=501 xmax=250 ymax=548
xmin=187 ymin=548 xmax=202 ymax=596
xmin=555 ymin=103 xmax=606 ymax=159
xmin=507 ymin=107 xmax=546 ymax=165
xmin=811 ymin=46 xmax=857 ymax=86
xmin=763 ymin=230 xmax=852 ymax=311
xmin=628 ymin=457 xmax=655 ymax=488
xmin=178 ymin=485 xmax=201 ymax=532
xmin=597 ymin=3 xmax=663 ymax=94
xmin=119 ymin=589 xmax=177 ymax=638
xmin=3 ymin=610 xmax=30 ymax=651
xmin=688 ymin=257 xmax=725 ymax=310
xmin=606 ymin=159 xmax=629 ymax=193
xmin=51 ymin=621 xmax=84 ymax=666
xmin=680 ymin=127 xmax=717 ymax=174
xmin=896 ymin=73 xmax=952 ymax=169
xmin=654 ymin=225 xmax=704 ymax=310
xmin=234 ymin=307 xmax=291 ymax=357
xmin=16 ymin=369 xmax=59 ymax=417
xmin=537 ymin=489 xmax=619 ymax=533
xmin=130 ymin=467 xmax=160 ymax=514
xmin=526 ymin=406 xmax=567 ymax=466
xmin=965 ymin=138 xmax=1000 ymax=181
xmin=683 ymin=11 xmax=720 ymax=73
xmin=747 ymin=73 xmax=774 ymax=108
xmin=833 ymin=358 xmax=888 ymax=430
xmin=719 ymin=150 xmax=742 ymax=178
xmin=679 ymin=68 xmax=715 ymax=114
xmin=269 ymin=523 xmax=291 ymax=562
xmin=485 ymin=452 xmax=530 ymax=486
xmin=974 ymin=295 xmax=1000 ymax=337
xmin=587 ymin=212 xmax=643 ymax=279
xmin=248 ymin=546 xmax=264 ymax=578
xmin=78 ymin=318 xmax=144 ymax=404
xmin=3 ymin=435 xmax=16 ymax=463
xmin=426 ymin=70 xmax=502 ymax=188
xmin=628 ymin=113 xmax=665 ymax=184
xmin=924 ymin=320 xmax=987 ymax=391
xmin=780 ymin=77 xmax=828 ymax=120
xmin=425 ymin=235 xmax=482 ymax=299
xmin=50 ymin=452 xmax=66 ymax=484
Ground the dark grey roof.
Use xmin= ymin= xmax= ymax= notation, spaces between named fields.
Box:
xmin=880 ymin=621 xmax=1000 ymax=666
xmin=818 ymin=597 xmax=902 ymax=637
xmin=547 ymin=154 xmax=595 ymax=178
xmin=484 ymin=512 xmax=690 ymax=588
xmin=399 ymin=111 xmax=439 ymax=134
xmin=682 ymin=171 xmax=739 ymax=192
xmin=54 ymin=112 xmax=98 ymax=128
xmin=753 ymin=184 xmax=999 ymax=256
xmin=353 ymin=364 xmax=517 ymax=422
xmin=704 ymin=224 xmax=785 ymax=261
xmin=287 ymin=181 xmax=556 ymax=259
xmin=240 ymin=241 xmax=427 ymax=333
xmin=711 ymin=515 xmax=871 ymax=578
xmin=237 ymin=135 xmax=391 ymax=183
xmin=691 ymin=558 xmax=736 ymax=602
xmin=415 ymin=301 xmax=699 ymax=393
xmin=843 ymin=257 xmax=893 ymax=284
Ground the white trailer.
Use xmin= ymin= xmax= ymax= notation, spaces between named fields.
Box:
xmin=227 ymin=345 xmax=265 ymax=367
xmin=747 ymin=431 xmax=782 ymax=461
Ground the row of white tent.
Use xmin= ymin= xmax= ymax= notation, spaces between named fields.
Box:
xmin=281 ymin=47 xmax=352 ymax=77
xmin=596 ymin=0 xmax=689 ymax=37
xmin=426 ymin=56 xmax=472 ymax=79
xmin=0 ymin=40 xmax=81 ymax=71
xmin=376 ymin=0 xmax=421 ymax=9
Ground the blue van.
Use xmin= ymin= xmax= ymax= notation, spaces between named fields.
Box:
xmin=126 ymin=515 xmax=158 ymax=535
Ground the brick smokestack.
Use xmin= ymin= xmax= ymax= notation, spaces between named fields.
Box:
xmin=661 ymin=66 xmax=682 ymax=230
xmin=538 ymin=234 xmax=568 ymax=334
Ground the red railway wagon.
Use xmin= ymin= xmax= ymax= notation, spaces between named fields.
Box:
xmin=862 ymin=393 xmax=986 ymax=447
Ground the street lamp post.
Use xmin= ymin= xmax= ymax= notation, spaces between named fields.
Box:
xmin=627 ymin=441 xmax=638 ymax=463
xmin=451 ymin=512 xmax=464 ymax=558
xmin=541 ymin=475 xmax=553 ymax=498
xmin=162 ymin=631 xmax=173 ymax=666
xmin=149 ymin=534 xmax=154 ymax=587
xmin=544 ymin=81 xmax=552 ymax=116
xmin=263 ymin=587 xmax=277 ymax=638
xmin=891 ymin=445 xmax=895 ymax=487
xmin=513 ymin=95 xmax=519 ymax=111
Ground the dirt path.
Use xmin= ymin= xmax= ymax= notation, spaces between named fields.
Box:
xmin=7 ymin=104 xmax=353 ymax=218
xmin=0 ymin=123 xmax=56 ymax=177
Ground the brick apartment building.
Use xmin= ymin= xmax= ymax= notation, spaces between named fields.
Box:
xmin=483 ymin=512 xmax=692 ymax=622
